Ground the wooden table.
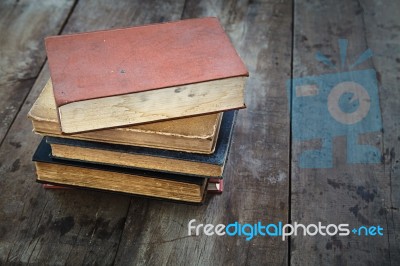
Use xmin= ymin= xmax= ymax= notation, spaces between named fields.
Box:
xmin=0 ymin=0 xmax=398 ymax=265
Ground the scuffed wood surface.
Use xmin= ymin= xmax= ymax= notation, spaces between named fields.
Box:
xmin=0 ymin=0 xmax=185 ymax=264
xmin=0 ymin=0 xmax=399 ymax=265
xmin=0 ymin=0 xmax=76 ymax=144
xmin=361 ymin=0 xmax=400 ymax=262
xmin=290 ymin=0 xmax=399 ymax=265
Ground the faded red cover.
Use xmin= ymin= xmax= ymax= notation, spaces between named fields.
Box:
xmin=45 ymin=17 xmax=248 ymax=107
xmin=208 ymin=178 xmax=224 ymax=193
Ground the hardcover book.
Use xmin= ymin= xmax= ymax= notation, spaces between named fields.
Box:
xmin=33 ymin=139 xmax=207 ymax=203
xmin=28 ymin=80 xmax=223 ymax=154
xmin=207 ymin=178 xmax=224 ymax=193
xmin=43 ymin=181 xmax=224 ymax=193
xmin=45 ymin=17 xmax=248 ymax=133
xmin=46 ymin=111 xmax=236 ymax=178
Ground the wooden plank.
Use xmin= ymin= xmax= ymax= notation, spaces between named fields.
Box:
xmin=0 ymin=0 xmax=75 ymax=144
xmin=360 ymin=0 xmax=400 ymax=262
xmin=0 ymin=0 xmax=185 ymax=264
xmin=290 ymin=0 xmax=398 ymax=264
xmin=114 ymin=0 xmax=292 ymax=265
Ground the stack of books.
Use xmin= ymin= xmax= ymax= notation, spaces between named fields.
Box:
xmin=28 ymin=17 xmax=248 ymax=204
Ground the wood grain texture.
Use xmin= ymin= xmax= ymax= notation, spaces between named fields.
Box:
xmin=360 ymin=0 xmax=400 ymax=262
xmin=113 ymin=0 xmax=292 ymax=265
xmin=0 ymin=0 xmax=185 ymax=264
xmin=2 ymin=0 xmax=398 ymax=265
xmin=0 ymin=0 xmax=75 ymax=144
xmin=290 ymin=0 xmax=398 ymax=265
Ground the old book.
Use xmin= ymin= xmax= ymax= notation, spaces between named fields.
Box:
xmin=207 ymin=178 xmax=224 ymax=193
xmin=44 ymin=182 xmax=223 ymax=193
xmin=45 ymin=17 xmax=248 ymax=133
xmin=46 ymin=110 xmax=236 ymax=177
xmin=28 ymin=80 xmax=222 ymax=154
xmin=33 ymin=139 xmax=207 ymax=203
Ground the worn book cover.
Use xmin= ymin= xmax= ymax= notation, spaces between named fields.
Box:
xmin=43 ymin=179 xmax=224 ymax=193
xmin=33 ymin=139 xmax=207 ymax=204
xmin=28 ymin=80 xmax=223 ymax=154
xmin=45 ymin=17 xmax=248 ymax=132
xmin=207 ymin=178 xmax=224 ymax=193
xmin=46 ymin=110 xmax=237 ymax=178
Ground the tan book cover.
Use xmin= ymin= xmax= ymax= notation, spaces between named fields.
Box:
xmin=28 ymin=80 xmax=222 ymax=154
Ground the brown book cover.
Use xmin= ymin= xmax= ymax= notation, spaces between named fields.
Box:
xmin=45 ymin=17 xmax=248 ymax=133
xmin=33 ymin=139 xmax=207 ymax=204
xmin=44 ymin=181 xmax=223 ymax=194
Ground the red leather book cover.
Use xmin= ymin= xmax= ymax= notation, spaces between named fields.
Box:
xmin=45 ymin=17 xmax=248 ymax=107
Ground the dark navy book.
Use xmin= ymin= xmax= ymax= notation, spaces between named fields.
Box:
xmin=33 ymin=139 xmax=205 ymax=185
xmin=33 ymin=139 xmax=208 ymax=204
xmin=45 ymin=110 xmax=237 ymax=178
